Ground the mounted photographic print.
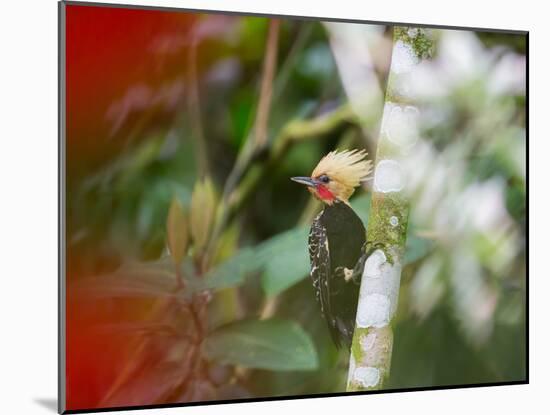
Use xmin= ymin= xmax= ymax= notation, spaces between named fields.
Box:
xmin=59 ymin=1 xmax=528 ymax=413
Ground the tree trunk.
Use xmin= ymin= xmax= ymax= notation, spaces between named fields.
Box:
xmin=347 ymin=26 xmax=435 ymax=391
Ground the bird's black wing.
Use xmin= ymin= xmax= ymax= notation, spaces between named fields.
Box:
xmin=316 ymin=202 xmax=367 ymax=348
xmin=308 ymin=212 xmax=341 ymax=347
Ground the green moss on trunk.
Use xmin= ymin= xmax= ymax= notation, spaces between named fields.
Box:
xmin=394 ymin=26 xmax=434 ymax=59
xmin=367 ymin=193 xmax=410 ymax=257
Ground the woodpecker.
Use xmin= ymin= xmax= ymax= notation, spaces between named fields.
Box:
xmin=291 ymin=149 xmax=373 ymax=348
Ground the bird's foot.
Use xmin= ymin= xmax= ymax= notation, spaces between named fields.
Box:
xmin=334 ymin=266 xmax=355 ymax=283
xmin=335 ymin=242 xmax=393 ymax=285
xmin=335 ymin=259 xmax=367 ymax=286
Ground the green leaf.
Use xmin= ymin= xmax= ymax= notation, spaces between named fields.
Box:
xmin=204 ymin=319 xmax=318 ymax=371
xmin=201 ymin=248 xmax=259 ymax=291
xmin=190 ymin=177 xmax=217 ymax=254
xmin=102 ymin=364 xmax=189 ymax=407
xmin=70 ymin=259 xmax=178 ymax=300
xmin=201 ymin=226 xmax=311 ymax=296
xmin=259 ymin=227 xmax=310 ymax=297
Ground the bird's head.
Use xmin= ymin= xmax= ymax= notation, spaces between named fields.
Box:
xmin=291 ymin=149 xmax=372 ymax=205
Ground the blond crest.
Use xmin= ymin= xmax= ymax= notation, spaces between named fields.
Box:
xmin=312 ymin=149 xmax=372 ymax=186
xmin=311 ymin=149 xmax=372 ymax=202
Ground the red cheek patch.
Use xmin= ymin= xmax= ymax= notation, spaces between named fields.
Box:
xmin=317 ymin=185 xmax=335 ymax=201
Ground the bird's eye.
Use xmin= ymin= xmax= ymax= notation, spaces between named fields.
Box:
xmin=319 ymin=175 xmax=330 ymax=184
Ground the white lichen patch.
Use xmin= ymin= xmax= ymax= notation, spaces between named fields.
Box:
xmin=390 ymin=216 xmax=399 ymax=227
xmin=363 ymin=249 xmax=387 ymax=279
xmin=353 ymin=367 xmax=380 ymax=388
xmin=357 ymin=250 xmax=403 ymax=328
xmin=360 ymin=332 xmax=377 ymax=351
xmin=356 ymin=293 xmax=391 ymax=328
xmin=381 ymin=103 xmax=420 ymax=148
xmin=373 ymin=159 xmax=405 ymax=193
xmin=391 ymin=40 xmax=419 ymax=75
xmin=347 ymin=353 xmax=356 ymax=386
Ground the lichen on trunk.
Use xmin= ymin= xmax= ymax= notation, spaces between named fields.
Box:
xmin=347 ymin=26 xmax=435 ymax=391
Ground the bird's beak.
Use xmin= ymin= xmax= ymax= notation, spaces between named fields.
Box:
xmin=291 ymin=176 xmax=317 ymax=187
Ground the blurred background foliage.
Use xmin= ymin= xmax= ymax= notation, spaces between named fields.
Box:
xmin=65 ymin=5 xmax=526 ymax=410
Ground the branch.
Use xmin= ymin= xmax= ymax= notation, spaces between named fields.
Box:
xmin=347 ymin=27 xmax=435 ymax=391
xmin=254 ymin=19 xmax=280 ymax=148
xmin=222 ymin=20 xmax=281 ymax=199
xmin=227 ymin=103 xmax=356 ymax=220
xmin=204 ymin=22 xmax=281 ymax=263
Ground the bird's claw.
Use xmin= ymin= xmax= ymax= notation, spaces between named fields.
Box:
xmin=336 ymin=242 xmax=392 ymax=286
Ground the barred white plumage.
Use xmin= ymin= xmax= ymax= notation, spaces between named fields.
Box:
xmin=308 ymin=216 xmax=331 ymax=316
